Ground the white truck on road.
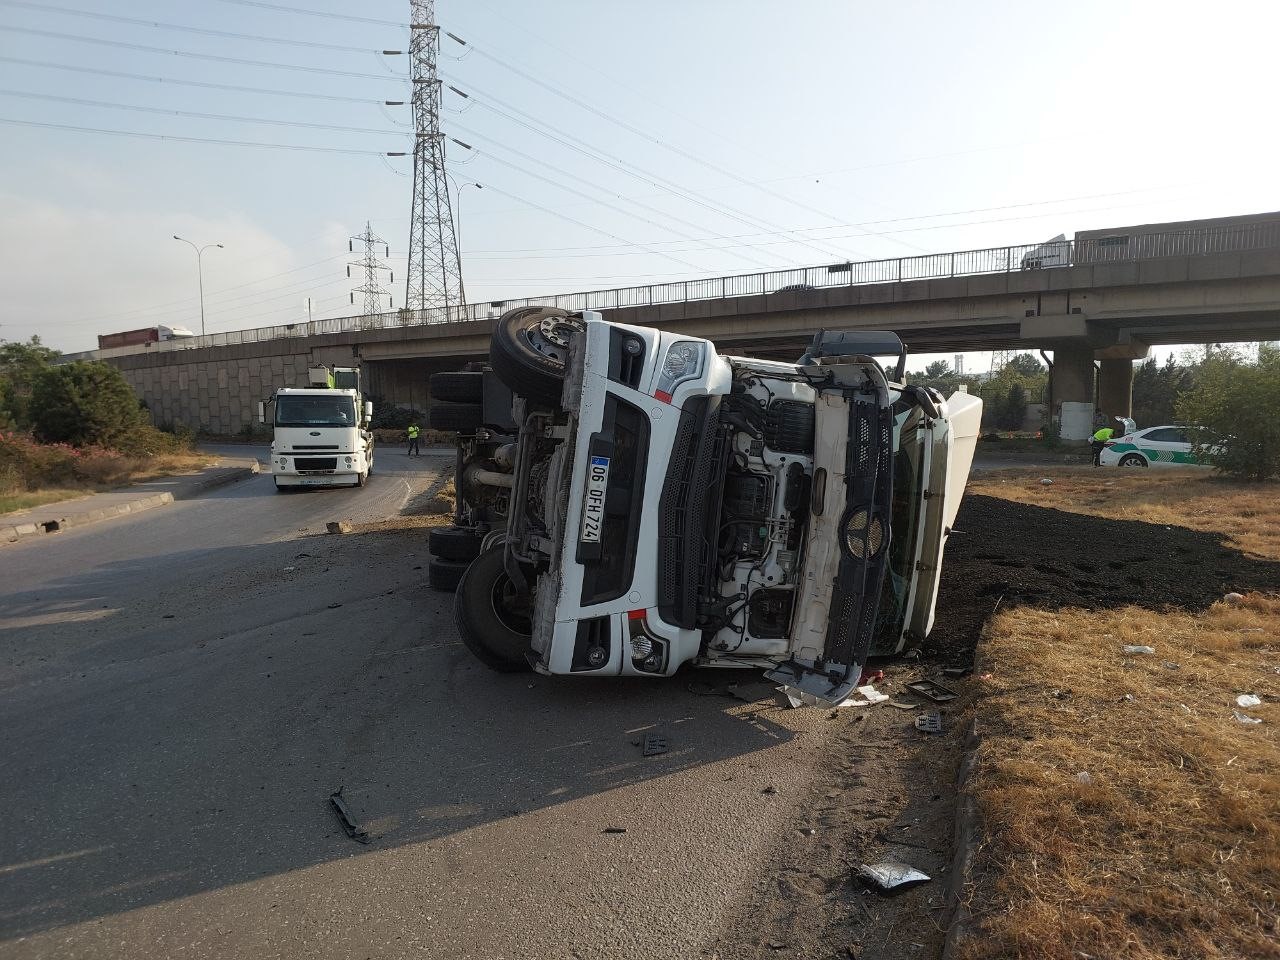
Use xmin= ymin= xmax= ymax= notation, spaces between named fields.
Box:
xmin=259 ymin=366 xmax=375 ymax=491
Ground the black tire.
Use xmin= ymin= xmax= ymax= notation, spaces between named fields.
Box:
xmin=274 ymin=479 xmax=288 ymax=494
xmin=428 ymin=557 xmax=470 ymax=592
xmin=489 ymin=306 xmax=584 ymax=406
xmin=430 ymin=371 xmax=484 ymax=404
xmin=1119 ymin=453 xmax=1148 ymax=467
xmin=429 ymin=526 xmax=483 ymax=563
xmin=428 ymin=402 xmax=483 ymax=432
xmin=454 ymin=545 xmax=533 ymax=673
xmin=356 ymin=469 xmax=367 ymax=487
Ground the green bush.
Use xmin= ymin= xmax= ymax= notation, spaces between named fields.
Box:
xmin=369 ymin=394 xmax=422 ymax=430
xmin=113 ymin=423 xmax=194 ymax=457
xmin=1176 ymin=346 xmax=1280 ymax=481
xmin=31 ymin=361 xmax=146 ymax=448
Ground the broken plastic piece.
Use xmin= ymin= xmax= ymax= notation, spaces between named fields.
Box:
xmin=1236 ymin=694 xmax=1262 ymax=708
xmin=904 ymin=679 xmax=958 ymax=703
xmin=941 ymin=666 xmax=971 ymax=678
xmin=1123 ymin=645 xmax=1155 ymax=655
xmin=914 ymin=712 xmax=943 ymax=733
xmin=1233 ymin=710 xmax=1262 ymax=725
xmin=329 ymin=787 xmax=370 ymax=844
xmin=855 ymin=684 xmax=889 ymax=705
xmin=642 ymin=734 xmax=668 ymax=756
xmin=857 ymin=862 xmax=931 ymax=892
xmin=602 ymin=826 xmax=627 ymax=834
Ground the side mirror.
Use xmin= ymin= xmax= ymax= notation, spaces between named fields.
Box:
xmin=257 ymin=402 xmax=266 ymax=424
xmin=364 ymin=400 xmax=373 ymax=422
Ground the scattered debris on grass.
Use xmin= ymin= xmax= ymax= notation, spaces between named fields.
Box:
xmin=856 ymin=862 xmax=931 ymax=893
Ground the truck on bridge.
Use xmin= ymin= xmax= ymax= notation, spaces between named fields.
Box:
xmin=97 ymin=325 xmax=196 ymax=350
xmin=258 ymin=366 xmax=375 ymax=491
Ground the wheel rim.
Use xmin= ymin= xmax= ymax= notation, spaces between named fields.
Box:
xmin=522 ymin=316 xmax=584 ymax=363
xmin=1122 ymin=456 xmax=1144 ymax=467
xmin=490 ymin=575 xmax=533 ymax=636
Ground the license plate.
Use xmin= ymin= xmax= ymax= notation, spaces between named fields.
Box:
xmin=580 ymin=455 xmax=610 ymax=543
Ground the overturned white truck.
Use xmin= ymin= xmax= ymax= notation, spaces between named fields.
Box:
xmin=427 ymin=309 xmax=980 ymax=703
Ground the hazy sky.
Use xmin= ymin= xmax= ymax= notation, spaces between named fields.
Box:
xmin=1 ymin=0 xmax=1278 ymax=356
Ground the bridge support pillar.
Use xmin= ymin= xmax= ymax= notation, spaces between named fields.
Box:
xmin=1049 ymin=342 xmax=1095 ymax=440
xmin=1097 ymin=358 xmax=1134 ymax=423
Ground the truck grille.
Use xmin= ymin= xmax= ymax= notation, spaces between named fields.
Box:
xmin=295 ymin=457 xmax=337 ymax=471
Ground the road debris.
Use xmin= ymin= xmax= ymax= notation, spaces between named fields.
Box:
xmin=325 ymin=520 xmax=352 ymax=535
xmin=328 ymin=787 xmax=370 ymax=844
xmin=888 ymin=700 xmax=921 ymax=711
xmin=914 ymin=712 xmax=943 ymax=734
xmin=781 ymin=685 xmax=887 ymax=708
xmin=1236 ymin=694 xmax=1262 ymax=708
xmin=1076 ymin=771 xmax=1093 ymax=785
xmin=602 ymin=826 xmax=627 ymax=834
xmin=642 ymin=734 xmax=668 ymax=757
xmin=1123 ymin=645 xmax=1156 ymax=655
xmin=941 ymin=666 xmax=971 ymax=678
xmin=1223 ymin=592 xmax=1245 ymax=605
xmin=904 ymin=679 xmax=958 ymax=703
xmin=1233 ymin=710 xmax=1263 ymax=725
xmin=856 ymin=861 xmax=931 ymax=893
xmin=1039 ymin=478 xmax=1055 ymax=485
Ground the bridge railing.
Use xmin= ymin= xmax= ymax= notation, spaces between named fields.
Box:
xmin=83 ymin=218 xmax=1280 ymax=359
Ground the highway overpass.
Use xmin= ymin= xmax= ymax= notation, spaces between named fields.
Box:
xmin=89 ymin=211 xmax=1280 ymax=439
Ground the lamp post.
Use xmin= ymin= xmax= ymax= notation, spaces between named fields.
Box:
xmin=173 ymin=236 xmax=224 ymax=337
xmin=446 ymin=176 xmax=481 ymax=310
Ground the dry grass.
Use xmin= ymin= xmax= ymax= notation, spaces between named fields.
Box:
xmin=959 ymin=475 xmax=1280 ymax=959
xmin=970 ymin=467 xmax=1280 ymax=560
xmin=0 ymin=489 xmax=89 ymax=514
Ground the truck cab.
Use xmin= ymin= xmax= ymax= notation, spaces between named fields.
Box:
xmin=435 ymin=309 xmax=980 ymax=703
xmin=261 ymin=366 xmax=374 ymax=491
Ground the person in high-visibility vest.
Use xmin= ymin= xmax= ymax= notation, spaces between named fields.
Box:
xmin=406 ymin=423 xmax=421 ymax=457
xmin=1091 ymin=423 xmax=1117 ymax=466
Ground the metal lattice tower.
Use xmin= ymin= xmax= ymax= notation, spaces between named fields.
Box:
xmin=989 ymin=349 xmax=1015 ymax=374
xmin=405 ymin=0 xmax=464 ymax=319
xmin=348 ymin=222 xmax=394 ymax=329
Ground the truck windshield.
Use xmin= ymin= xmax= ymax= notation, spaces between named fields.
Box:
xmin=275 ymin=396 xmax=356 ymax=427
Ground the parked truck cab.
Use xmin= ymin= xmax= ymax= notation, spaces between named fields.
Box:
xmin=260 ymin=366 xmax=374 ymax=491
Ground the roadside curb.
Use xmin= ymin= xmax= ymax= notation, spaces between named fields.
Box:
xmin=171 ymin=463 xmax=260 ymax=500
xmin=942 ymin=719 xmax=982 ymax=960
xmin=1 ymin=463 xmax=259 ymax=545
xmin=2 ymin=492 xmax=175 ymax=544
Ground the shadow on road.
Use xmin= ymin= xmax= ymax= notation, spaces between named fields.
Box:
xmin=0 ymin=522 xmax=795 ymax=941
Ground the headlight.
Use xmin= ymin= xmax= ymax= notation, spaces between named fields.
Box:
xmin=844 ymin=508 xmax=885 ymax=560
xmin=630 ymin=635 xmax=654 ymax=659
xmin=655 ymin=340 xmax=706 ymax=401
xmin=345 ymin=456 xmax=353 ymax=466
xmin=278 ymin=457 xmax=288 ymax=468
xmin=662 ymin=341 xmax=701 ymax=379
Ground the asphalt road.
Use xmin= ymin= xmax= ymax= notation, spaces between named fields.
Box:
xmin=0 ymin=450 xmax=878 ymax=959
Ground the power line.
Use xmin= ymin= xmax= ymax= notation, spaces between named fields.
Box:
xmin=0 ymin=90 xmax=410 ymax=137
xmin=445 ymin=33 xmax=924 ymax=254
xmin=0 ymin=26 xmax=408 ymax=83
xmin=0 ymin=1 xmax=398 ymax=56
xmin=0 ymin=56 xmax=405 ymax=106
xmin=443 ymin=80 xmax=848 ymax=264
xmin=447 ymin=122 xmax=779 ymax=270
xmin=205 ymin=0 xmax=405 ymax=29
xmin=0 ymin=116 xmax=404 ymax=155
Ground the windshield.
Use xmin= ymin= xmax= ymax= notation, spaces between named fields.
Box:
xmin=876 ymin=402 xmax=926 ymax=643
xmin=275 ymin=396 xmax=356 ymax=427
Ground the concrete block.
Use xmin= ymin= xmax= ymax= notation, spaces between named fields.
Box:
xmin=1188 ymin=255 xmax=1243 ymax=281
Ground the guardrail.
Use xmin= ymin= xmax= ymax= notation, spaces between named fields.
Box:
xmin=74 ymin=218 xmax=1280 ymax=361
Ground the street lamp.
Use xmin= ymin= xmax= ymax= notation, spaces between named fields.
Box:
xmin=173 ymin=235 xmax=224 ymax=337
xmin=446 ymin=175 xmax=481 ymax=308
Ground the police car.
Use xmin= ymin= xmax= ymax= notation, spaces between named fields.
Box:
xmin=1099 ymin=424 xmax=1203 ymax=468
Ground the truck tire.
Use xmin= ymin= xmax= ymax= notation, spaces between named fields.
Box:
xmin=430 ymin=371 xmax=484 ymax=403
xmin=428 ymin=557 xmax=470 ymax=592
xmin=454 ymin=545 xmax=533 ymax=673
xmin=428 ymin=402 xmax=483 ymax=432
xmin=489 ymin=306 xmax=585 ymax=406
xmin=429 ymin=526 xmax=482 ymax=563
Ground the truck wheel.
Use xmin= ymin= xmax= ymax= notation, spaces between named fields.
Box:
xmin=356 ymin=469 xmax=368 ymax=487
xmin=454 ymin=545 xmax=533 ymax=673
xmin=274 ymin=480 xmax=291 ymax=494
xmin=428 ymin=557 xmax=470 ymax=591
xmin=428 ymin=402 xmax=483 ymax=432
xmin=430 ymin=371 xmax=484 ymax=404
xmin=490 ymin=306 xmax=585 ymax=406
xmin=429 ymin=526 xmax=483 ymax=562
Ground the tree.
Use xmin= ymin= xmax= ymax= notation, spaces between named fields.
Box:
xmin=1005 ymin=353 xmax=1045 ymax=377
xmin=30 ymin=361 xmax=146 ymax=447
xmin=995 ymin=382 xmax=1028 ymax=430
xmin=922 ymin=359 xmax=952 ymax=379
xmin=0 ymin=336 xmax=60 ymax=430
xmin=1132 ymin=356 xmax=1197 ymax=427
xmin=1175 ymin=346 xmax=1280 ymax=481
